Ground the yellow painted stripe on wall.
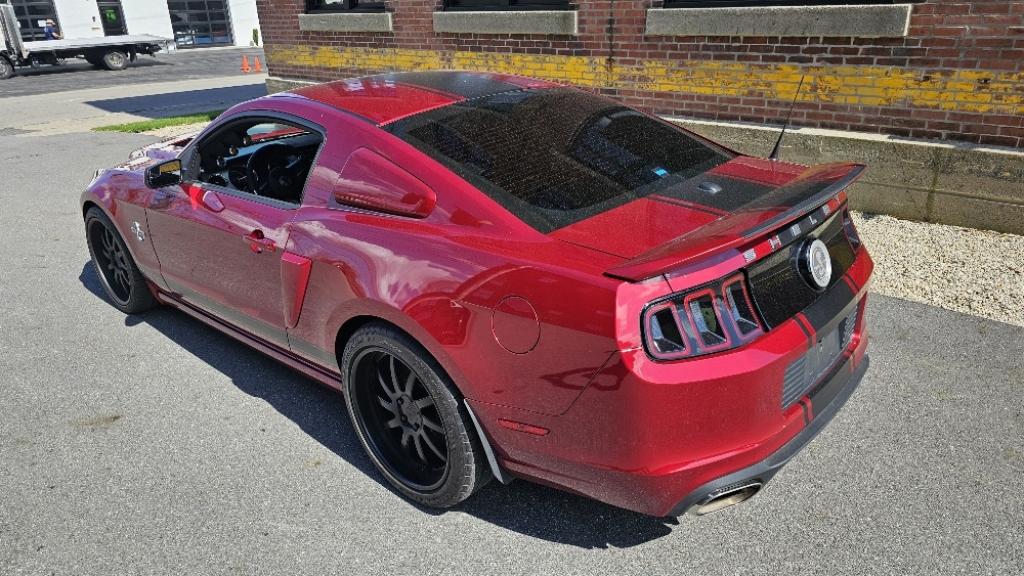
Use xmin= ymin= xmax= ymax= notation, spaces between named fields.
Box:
xmin=268 ymin=45 xmax=1024 ymax=115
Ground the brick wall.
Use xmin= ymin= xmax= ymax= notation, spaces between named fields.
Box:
xmin=257 ymin=1 xmax=1024 ymax=148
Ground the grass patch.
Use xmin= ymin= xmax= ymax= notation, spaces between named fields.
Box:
xmin=93 ymin=110 xmax=224 ymax=133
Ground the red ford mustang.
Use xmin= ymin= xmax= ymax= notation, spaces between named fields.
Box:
xmin=82 ymin=71 xmax=872 ymax=517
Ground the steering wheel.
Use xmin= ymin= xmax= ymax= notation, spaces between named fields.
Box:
xmin=246 ymin=143 xmax=306 ymax=199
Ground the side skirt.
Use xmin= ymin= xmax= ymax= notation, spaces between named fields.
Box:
xmin=155 ymin=291 xmax=510 ymax=487
xmin=155 ymin=291 xmax=344 ymax=391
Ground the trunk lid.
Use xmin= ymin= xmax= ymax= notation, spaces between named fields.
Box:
xmin=550 ymin=157 xmax=865 ymax=281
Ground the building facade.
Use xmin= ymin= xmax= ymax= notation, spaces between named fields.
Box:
xmin=257 ymin=1 xmax=1022 ymax=233
xmin=4 ymin=0 xmax=261 ymax=48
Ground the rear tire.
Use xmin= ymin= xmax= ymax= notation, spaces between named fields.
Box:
xmin=0 ymin=56 xmax=13 ymax=80
xmin=102 ymin=50 xmax=129 ymax=71
xmin=341 ymin=323 xmax=492 ymax=508
xmin=84 ymin=207 xmax=156 ymax=314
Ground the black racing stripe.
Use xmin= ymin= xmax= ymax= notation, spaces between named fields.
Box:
xmin=741 ymin=166 xmax=863 ymax=240
xmin=649 ymin=194 xmax=728 ymax=217
xmin=747 ymin=212 xmax=855 ymax=330
xmin=657 ymin=174 xmax=775 ymax=212
xmin=808 ymin=361 xmax=852 ymax=418
xmin=375 ymin=71 xmax=525 ymax=100
xmin=798 ymin=399 xmax=812 ymax=424
xmin=792 ymin=313 xmax=813 ymax=339
xmin=802 ymin=280 xmax=855 ymax=332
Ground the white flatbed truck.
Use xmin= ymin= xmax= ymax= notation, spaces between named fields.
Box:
xmin=0 ymin=4 xmax=174 ymax=80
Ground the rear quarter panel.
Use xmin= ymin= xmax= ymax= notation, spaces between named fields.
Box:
xmin=285 ymin=115 xmax=625 ymax=415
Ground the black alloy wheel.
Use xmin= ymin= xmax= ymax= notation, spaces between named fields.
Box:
xmin=91 ymin=220 xmax=131 ymax=304
xmin=342 ymin=324 xmax=491 ymax=508
xmin=84 ymin=207 xmax=156 ymax=314
xmin=353 ymin=349 xmax=449 ymax=490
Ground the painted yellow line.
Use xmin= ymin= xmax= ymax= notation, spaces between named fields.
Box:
xmin=268 ymin=45 xmax=1024 ymax=115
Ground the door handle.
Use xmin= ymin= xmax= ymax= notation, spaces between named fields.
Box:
xmin=244 ymin=229 xmax=276 ymax=254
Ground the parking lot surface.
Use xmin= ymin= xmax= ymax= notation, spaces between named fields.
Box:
xmin=0 ymin=47 xmax=263 ymax=98
xmin=1 ymin=129 xmax=1022 ymax=575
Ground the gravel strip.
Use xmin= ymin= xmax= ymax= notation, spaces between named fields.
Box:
xmin=853 ymin=212 xmax=1024 ymax=327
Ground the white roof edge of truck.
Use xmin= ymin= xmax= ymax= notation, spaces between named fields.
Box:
xmin=23 ymin=35 xmax=174 ymax=54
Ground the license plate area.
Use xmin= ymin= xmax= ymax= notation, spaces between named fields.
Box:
xmin=811 ymin=329 xmax=843 ymax=376
xmin=781 ymin=307 xmax=858 ymax=409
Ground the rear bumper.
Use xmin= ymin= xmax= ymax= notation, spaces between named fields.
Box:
xmin=470 ymin=314 xmax=870 ymax=516
xmin=668 ymin=354 xmax=869 ymax=516
xmin=469 ymin=247 xmax=873 ymax=517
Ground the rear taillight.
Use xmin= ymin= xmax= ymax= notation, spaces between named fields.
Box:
xmin=647 ymin=305 xmax=688 ymax=357
xmin=643 ymin=274 xmax=764 ymax=360
xmin=723 ymin=276 xmax=761 ymax=337
xmin=842 ymin=209 xmax=861 ymax=250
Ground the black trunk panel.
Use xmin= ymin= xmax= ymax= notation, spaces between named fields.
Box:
xmin=747 ymin=212 xmax=855 ymax=329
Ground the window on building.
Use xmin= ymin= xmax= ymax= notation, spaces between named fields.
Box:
xmin=662 ymin=1 xmax=921 ymax=7
xmin=7 ymin=0 xmax=58 ymax=42
xmin=306 ymin=0 xmax=385 ymax=12
xmin=166 ymin=1 xmax=234 ymax=48
xmin=444 ymin=0 xmax=569 ymax=10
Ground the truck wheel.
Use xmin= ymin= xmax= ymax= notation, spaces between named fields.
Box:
xmin=0 ymin=56 xmax=14 ymax=80
xmin=102 ymin=50 xmax=129 ymax=71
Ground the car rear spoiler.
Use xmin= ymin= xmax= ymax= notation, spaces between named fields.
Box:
xmin=604 ymin=163 xmax=866 ymax=282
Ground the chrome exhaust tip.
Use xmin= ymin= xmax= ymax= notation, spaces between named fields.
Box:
xmin=690 ymin=482 xmax=763 ymax=516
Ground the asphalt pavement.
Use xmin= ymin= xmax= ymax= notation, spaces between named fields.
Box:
xmin=1 ymin=85 xmax=1023 ymax=573
xmin=0 ymin=47 xmax=264 ymax=98
xmin=0 ymin=74 xmax=266 ymax=136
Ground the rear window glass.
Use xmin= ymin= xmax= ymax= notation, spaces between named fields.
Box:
xmin=385 ymin=88 xmax=733 ymax=232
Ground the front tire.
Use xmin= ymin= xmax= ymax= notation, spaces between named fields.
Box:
xmin=342 ymin=324 xmax=491 ymax=508
xmin=85 ymin=207 xmax=156 ymax=314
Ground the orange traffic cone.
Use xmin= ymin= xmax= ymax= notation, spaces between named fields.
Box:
xmin=252 ymin=56 xmax=262 ymax=73
xmin=241 ymin=55 xmax=251 ymax=73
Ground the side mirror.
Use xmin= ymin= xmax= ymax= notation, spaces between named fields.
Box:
xmin=334 ymin=148 xmax=436 ymax=219
xmin=145 ymin=159 xmax=182 ymax=189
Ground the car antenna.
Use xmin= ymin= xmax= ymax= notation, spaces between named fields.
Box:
xmin=768 ymin=74 xmax=807 ymax=161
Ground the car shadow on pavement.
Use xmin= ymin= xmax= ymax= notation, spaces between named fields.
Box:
xmin=84 ymin=85 xmax=267 ymax=118
xmin=80 ymin=262 xmax=679 ymax=548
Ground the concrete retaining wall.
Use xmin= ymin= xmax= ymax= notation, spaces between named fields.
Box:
xmin=674 ymin=119 xmax=1024 ymax=235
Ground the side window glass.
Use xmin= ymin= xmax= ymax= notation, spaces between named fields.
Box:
xmin=192 ymin=118 xmax=323 ymax=205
